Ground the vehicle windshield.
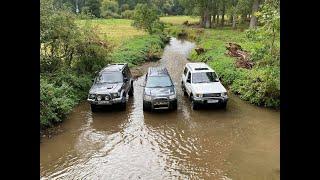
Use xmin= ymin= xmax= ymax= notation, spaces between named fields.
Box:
xmin=95 ymin=72 xmax=123 ymax=84
xmin=192 ymin=72 xmax=219 ymax=83
xmin=146 ymin=76 xmax=173 ymax=88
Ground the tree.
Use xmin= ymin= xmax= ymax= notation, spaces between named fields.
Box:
xmin=83 ymin=0 xmax=102 ymax=17
xmin=257 ymin=0 xmax=279 ymax=54
xmin=132 ymin=3 xmax=162 ymax=34
xmin=249 ymin=0 xmax=261 ymax=28
xmin=100 ymin=0 xmax=120 ymax=18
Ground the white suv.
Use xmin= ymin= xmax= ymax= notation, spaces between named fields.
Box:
xmin=181 ymin=63 xmax=228 ymax=109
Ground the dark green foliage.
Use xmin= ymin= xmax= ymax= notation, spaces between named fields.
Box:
xmin=121 ymin=10 xmax=135 ymax=19
xmin=101 ymin=0 xmax=121 ymax=18
xmin=83 ymin=0 xmax=102 ymax=17
xmin=40 ymin=72 xmax=92 ymax=128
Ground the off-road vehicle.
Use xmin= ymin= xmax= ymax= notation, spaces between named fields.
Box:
xmin=87 ymin=63 xmax=134 ymax=112
xmin=143 ymin=67 xmax=177 ymax=111
xmin=181 ymin=63 xmax=228 ymax=109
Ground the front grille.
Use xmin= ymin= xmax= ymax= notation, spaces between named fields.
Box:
xmin=203 ymin=93 xmax=221 ymax=97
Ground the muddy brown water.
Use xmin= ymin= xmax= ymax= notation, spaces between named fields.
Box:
xmin=40 ymin=37 xmax=280 ymax=180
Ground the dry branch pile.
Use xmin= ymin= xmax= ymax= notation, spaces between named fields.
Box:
xmin=225 ymin=42 xmax=254 ymax=69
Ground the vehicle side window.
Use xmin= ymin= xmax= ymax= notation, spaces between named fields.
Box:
xmin=187 ymin=72 xmax=191 ymax=82
xmin=183 ymin=67 xmax=188 ymax=76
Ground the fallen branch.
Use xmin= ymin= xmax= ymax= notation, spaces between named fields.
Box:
xmin=225 ymin=42 xmax=254 ymax=69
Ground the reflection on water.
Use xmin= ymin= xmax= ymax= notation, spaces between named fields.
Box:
xmin=40 ymin=37 xmax=280 ymax=180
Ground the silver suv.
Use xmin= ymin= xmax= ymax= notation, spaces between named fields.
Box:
xmin=87 ymin=63 xmax=134 ymax=112
xmin=143 ymin=67 xmax=177 ymax=111
xmin=181 ymin=63 xmax=228 ymax=109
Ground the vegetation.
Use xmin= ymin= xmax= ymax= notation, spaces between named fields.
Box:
xmin=40 ymin=0 xmax=167 ymax=129
xmin=164 ymin=1 xmax=279 ymax=108
xmin=132 ymin=3 xmax=164 ymax=34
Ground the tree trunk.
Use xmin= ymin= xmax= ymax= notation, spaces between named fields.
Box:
xmin=249 ymin=0 xmax=260 ymax=28
xmin=202 ymin=9 xmax=211 ymax=28
xmin=212 ymin=13 xmax=216 ymax=27
xmin=232 ymin=15 xmax=236 ymax=29
xmin=221 ymin=2 xmax=225 ymax=27
xmin=200 ymin=14 xmax=205 ymax=27
xmin=216 ymin=14 xmax=219 ymax=26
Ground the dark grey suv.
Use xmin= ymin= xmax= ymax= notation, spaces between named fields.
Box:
xmin=87 ymin=63 xmax=134 ymax=112
xmin=143 ymin=67 xmax=177 ymax=111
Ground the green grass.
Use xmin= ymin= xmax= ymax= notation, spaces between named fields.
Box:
xmin=76 ymin=19 xmax=147 ymax=47
xmin=160 ymin=16 xmax=199 ymax=25
xmin=112 ymin=35 xmax=165 ymax=67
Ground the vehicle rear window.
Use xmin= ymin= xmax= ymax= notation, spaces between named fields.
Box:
xmin=96 ymin=72 xmax=123 ymax=84
xmin=192 ymin=72 xmax=218 ymax=83
xmin=146 ymin=76 xmax=173 ymax=88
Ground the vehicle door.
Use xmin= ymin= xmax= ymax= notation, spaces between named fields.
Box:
xmin=185 ymin=71 xmax=192 ymax=96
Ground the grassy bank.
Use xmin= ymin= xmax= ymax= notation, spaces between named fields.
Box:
xmin=164 ymin=17 xmax=280 ymax=108
xmin=41 ymin=18 xmax=166 ymax=129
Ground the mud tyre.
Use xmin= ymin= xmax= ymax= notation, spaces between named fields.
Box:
xmin=128 ymin=83 xmax=134 ymax=96
xmin=91 ymin=104 xmax=98 ymax=112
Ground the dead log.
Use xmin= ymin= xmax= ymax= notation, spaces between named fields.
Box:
xmin=225 ymin=42 xmax=254 ymax=69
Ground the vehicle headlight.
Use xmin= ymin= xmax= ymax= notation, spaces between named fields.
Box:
xmin=111 ymin=92 xmax=120 ymax=98
xmin=144 ymin=94 xmax=152 ymax=101
xmin=195 ymin=93 xmax=203 ymax=98
xmin=97 ymin=95 xmax=102 ymax=101
xmin=89 ymin=94 xmax=96 ymax=99
xmin=221 ymin=92 xmax=227 ymax=96
xmin=169 ymin=94 xmax=176 ymax=99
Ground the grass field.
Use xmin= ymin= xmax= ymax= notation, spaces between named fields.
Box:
xmin=160 ymin=16 xmax=199 ymax=25
xmin=76 ymin=19 xmax=147 ymax=47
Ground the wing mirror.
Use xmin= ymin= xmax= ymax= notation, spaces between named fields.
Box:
xmin=186 ymin=78 xmax=191 ymax=83
xmin=219 ymin=77 xmax=222 ymax=81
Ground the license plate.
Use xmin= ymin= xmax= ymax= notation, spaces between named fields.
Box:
xmin=207 ymin=99 xmax=219 ymax=103
xmin=98 ymin=101 xmax=110 ymax=105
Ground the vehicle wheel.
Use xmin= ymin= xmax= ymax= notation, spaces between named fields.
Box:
xmin=91 ymin=104 xmax=98 ymax=112
xmin=120 ymin=102 xmax=126 ymax=110
xmin=181 ymin=83 xmax=187 ymax=96
xmin=128 ymin=83 xmax=134 ymax=96
xmin=171 ymin=102 xmax=177 ymax=110
xmin=143 ymin=104 xmax=151 ymax=111
xmin=221 ymin=102 xmax=227 ymax=109
xmin=191 ymin=96 xmax=199 ymax=110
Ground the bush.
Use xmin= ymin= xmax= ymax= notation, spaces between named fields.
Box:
xmin=40 ymin=71 xmax=92 ymax=129
xmin=232 ymin=67 xmax=280 ymax=107
xmin=101 ymin=11 xmax=121 ymax=19
xmin=121 ymin=10 xmax=134 ymax=19
xmin=132 ymin=3 xmax=163 ymax=34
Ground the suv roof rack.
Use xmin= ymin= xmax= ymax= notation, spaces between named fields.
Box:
xmin=148 ymin=67 xmax=169 ymax=76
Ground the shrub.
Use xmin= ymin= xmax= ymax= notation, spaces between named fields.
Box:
xmin=133 ymin=3 xmax=162 ymax=34
xmin=121 ymin=10 xmax=134 ymax=19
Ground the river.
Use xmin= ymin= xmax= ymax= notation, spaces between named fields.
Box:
xmin=40 ymin=37 xmax=280 ymax=180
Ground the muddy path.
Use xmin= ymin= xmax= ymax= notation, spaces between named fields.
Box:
xmin=40 ymin=37 xmax=280 ymax=180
